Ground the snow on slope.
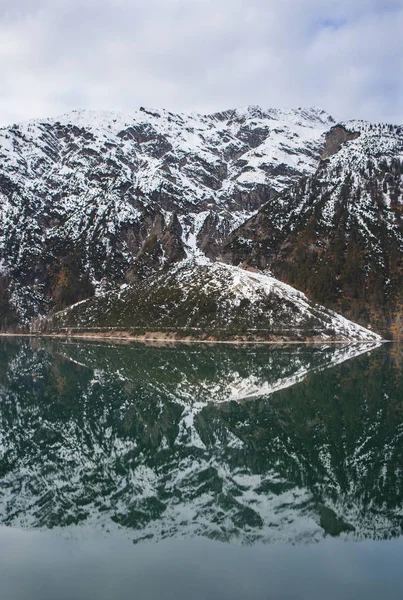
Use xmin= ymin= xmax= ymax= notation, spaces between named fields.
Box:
xmin=0 ymin=105 xmax=332 ymax=209
xmin=35 ymin=105 xmax=333 ymax=195
xmin=316 ymin=120 xmax=403 ymax=228
xmin=0 ymin=105 xmax=332 ymax=257
xmin=220 ymin=119 xmax=403 ymax=335
xmin=44 ymin=259 xmax=381 ymax=342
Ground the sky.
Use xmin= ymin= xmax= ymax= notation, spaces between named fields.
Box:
xmin=0 ymin=0 xmax=402 ymax=126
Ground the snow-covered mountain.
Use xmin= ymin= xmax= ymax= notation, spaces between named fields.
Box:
xmin=222 ymin=121 xmax=403 ymax=334
xmin=0 ymin=105 xmax=401 ymax=336
xmin=1 ymin=339 xmax=401 ymax=544
xmin=0 ymin=106 xmax=333 ymax=327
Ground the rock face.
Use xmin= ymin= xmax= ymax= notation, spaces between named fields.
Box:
xmin=40 ymin=259 xmax=381 ymax=342
xmin=321 ymin=124 xmax=360 ymax=159
xmin=0 ymin=106 xmax=333 ymax=328
xmin=222 ymin=121 xmax=403 ymax=335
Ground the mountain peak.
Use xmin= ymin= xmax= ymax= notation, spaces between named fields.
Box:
xmin=205 ymin=105 xmax=334 ymax=127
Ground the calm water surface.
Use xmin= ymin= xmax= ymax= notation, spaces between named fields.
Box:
xmin=0 ymin=338 xmax=402 ymax=599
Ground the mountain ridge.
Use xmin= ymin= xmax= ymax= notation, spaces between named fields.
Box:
xmin=0 ymin=105 xmax=401 ymax=337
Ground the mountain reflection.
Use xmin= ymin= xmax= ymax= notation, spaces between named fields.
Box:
xmin=0 ymin=338 xmax=402 ymax=544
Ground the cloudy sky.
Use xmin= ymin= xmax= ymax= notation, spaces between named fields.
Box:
xmin=0 ymin=0 xmax=402 ymax=126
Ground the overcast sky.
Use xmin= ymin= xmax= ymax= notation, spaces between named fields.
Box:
xmin=0 ymin=0 xmax=402 ymax=126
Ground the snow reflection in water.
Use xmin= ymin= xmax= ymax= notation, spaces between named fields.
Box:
xmin=0 ymin=339 xmax=402 ymax=546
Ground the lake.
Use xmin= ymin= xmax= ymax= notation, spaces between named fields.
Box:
xmin=0 ymin=338 xmax=402 ymax=599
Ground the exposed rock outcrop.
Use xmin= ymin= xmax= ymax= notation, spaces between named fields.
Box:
xmin=321 ymin=124 xmax=360 ymax=159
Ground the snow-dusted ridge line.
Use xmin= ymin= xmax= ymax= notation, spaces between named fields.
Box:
xmin=19 ymin=104 xmax=334 ymax=130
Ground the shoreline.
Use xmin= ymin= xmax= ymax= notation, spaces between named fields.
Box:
xmin=0 ymin=331 xmax=386 ymax=345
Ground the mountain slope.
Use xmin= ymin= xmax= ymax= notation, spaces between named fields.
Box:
xmin=222 ymin=121 xmax=403 ymax=334
xmin=38 ymin=260 xmax=380 ymax=341
xmin=1 ymin=107 xmax=401 ymax=336
xmin=0 ymin=106 xmax=333 ymax=328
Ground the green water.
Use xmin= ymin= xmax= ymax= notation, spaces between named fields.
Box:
xmin=0 ymin=338 xmax=402 ymax=599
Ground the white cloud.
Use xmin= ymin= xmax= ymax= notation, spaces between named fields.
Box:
xmin=0 ymin=0 xmax=401 ymax=126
